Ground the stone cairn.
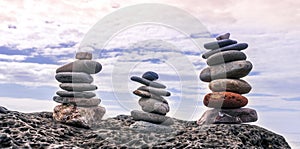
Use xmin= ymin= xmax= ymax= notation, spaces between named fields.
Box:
xmin=130 ymin=71 xmax=174 ymax=125
xmin=53 ymin=52 xmax=106 ymax=128
xmin=197 ymin=33 xmax=258 ymax=125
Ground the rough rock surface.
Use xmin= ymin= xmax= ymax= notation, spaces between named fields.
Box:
xmin=129 ymin=121 xmax=175 ymax=133
xmin=0 ymin=107 xmax=291 ymax=148
xmin=0 ymin=106 xmax=8 ymax=114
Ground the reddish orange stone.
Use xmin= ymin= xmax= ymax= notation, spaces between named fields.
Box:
xmin=203 ymin=92 xmax=248 ymax=108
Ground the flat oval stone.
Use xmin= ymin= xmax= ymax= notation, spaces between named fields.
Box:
xmin=131 ymin=110 xmax=174 ymax=125
xmin=75 ymin=52 xmax=92 ymax=60
xmin=197 ymin=108 xmax=258 ymax=125
xmin=203 ymin=92 xmax=248 ymax=108
xmin=56 ymin=91 xmax=96 ymax=98
xmin=55 ymin=72 xmax=93 ymax=83
xmin=133 ymin=90 xmax=168 ymax=103
xmin=142 ymin=71 xmax=159 ymax=81
xmin=209 ymin=79 xmax=252 ymax=94
xmin=59 ymin=83 xmax=97 ymax=91
xmin=133 ymin=89 xmax=151 ymax=98
xmin=204 ymin=39 xmax=237 ymax=50
xmin=139 ymin=98 xmax=170 ymax=115
xmin=207 ymin=51 xmax=247 ymax=66
xmin=138 ymin=86 xmax=171 ymax=96
xmin=131 ymin=76 xmax=166 ymax=88
xmin=200 ymin=60 xmax=253 ymax=82
xmin=202 ymin=43 xmax=248 ymax=59
xmin=216 ymin=33 xmax=230 ymax=40
xmin=53 ymin=96 xmax=100 ymax=107
xmin=56 ymin=60 xmax=102 ymax=74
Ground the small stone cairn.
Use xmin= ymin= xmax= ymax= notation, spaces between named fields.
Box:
xmin=53 ymin=52 xmax=106 ymax=128
xmin=198 ymin=33 xmax=258 ymax=125
xmin=130 ymin=71 xmax=174 ymax=125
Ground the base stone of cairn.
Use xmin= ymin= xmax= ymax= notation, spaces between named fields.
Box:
xmin=131 ymin=110 xmax=174 ymax=126
xmin=198 ymin=33 xmax=258 ymax=125
xmin=197 ymin=108 xmax=258 ymax=125
xmin=53 ymin=105 xmax=106 ymax=128
xmin=130 ymin=71 xmax=174 ymax=126
xmin=78 ymin=106 xmax=106 ymax=124
xmin=53 ymin=104 xmax=89 ymax=128
xmin=53 ymin=52 xmax=105 ymax=128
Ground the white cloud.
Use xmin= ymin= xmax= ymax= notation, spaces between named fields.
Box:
xmin=0 ymin=0 xmax=101 ymax=50
xmin=39 ymin=47 xmax=77 ymax=56
xmin=248 ymin=96 xmax=300 ymax=112
xmin=0 ymin=54 xmax=28 ymax=61
xmin=0 ymin=61 xmax=58 ymax=87
xmin=1 ymin=0 xmax=299 ymax=50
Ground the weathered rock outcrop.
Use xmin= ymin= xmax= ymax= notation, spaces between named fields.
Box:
xmin=0 ymin=107 xmax=291 ymax=148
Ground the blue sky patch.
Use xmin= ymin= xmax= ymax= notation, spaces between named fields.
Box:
xmin=249 ymin=71 xmax=261 ymax=76
xmin=0 ymin=83 xmax=57 ymax=100
xmin=141 ymin=58 xmax=162 ymax=64
xmin=23 ymin=55 xmax=59 ymax=64
xmin=0 ymin=46 xmax=35 ymax=55
xmin=282 ymin=97 xmax=300 ymax=101
xmin=248 ymin=93 xmax=277 ymax=97
xmin=45 ymin=41 xmax=77 ymax=49
xmin=253 ymin=105 xmax=299 ymax=112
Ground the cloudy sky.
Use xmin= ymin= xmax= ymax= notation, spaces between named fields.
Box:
xmin=0 ymin=0 xmax=299 ymax=148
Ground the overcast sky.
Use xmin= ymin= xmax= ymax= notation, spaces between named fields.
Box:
xmin=0 ymin=0 xmax=299 ymax=148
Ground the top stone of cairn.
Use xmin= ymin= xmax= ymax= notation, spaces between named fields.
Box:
xmin=216 ymin=33 xmax=230 ymax=40
xmin=76 ymin=52 xmax=93 ymax=60
xmin=142 ymin=71 xmax=159 ymax=81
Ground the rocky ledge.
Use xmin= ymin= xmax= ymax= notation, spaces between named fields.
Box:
xmin=0 ymin=107 xmax=291 ymax=149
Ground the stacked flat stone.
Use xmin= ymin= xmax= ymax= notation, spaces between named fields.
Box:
xmin=130 ymin=71 xmax=174 ymax=125
xmin=197 ymin=33 xmax=258 ymax=125
xmin=53 ymin=52 xmax=106 ymax=128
